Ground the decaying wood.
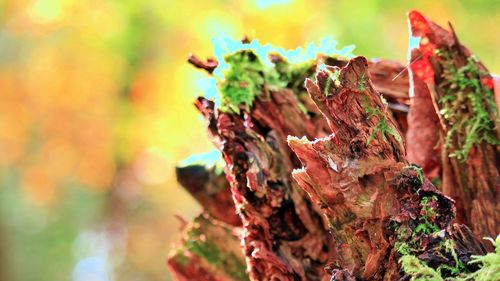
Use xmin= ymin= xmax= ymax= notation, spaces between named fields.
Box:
xmin=188 ymin=54 xmax=218 ymax=74
xmin=289 ymin=56 xmax=485 ymax=280
xmin=407 ymin=10 xmax=500 ymax=239
xmin=169 ymin=11 xmax=499 ymax=281
xmin=176 ymin=161 xmax=241 ymax=226
xmin=196 ymin=95 xmax=334 ymax=280
xmin=406 ymin=72 xmax=442 ymax=180
xmin=167 ymin=213 xmax=248 ymax=281
xmin=188 ymin=54 xmax=410 ymax=135
xmin=288 ymin=56 xmax=406 ymax=279
xmin=187 ymin=54 xmax=414 ymax=281
xmin=368 ymin=59 xmax=410 ymax=134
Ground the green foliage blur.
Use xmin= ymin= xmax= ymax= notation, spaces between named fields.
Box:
xmin=0 ymin=0 xmax=498 ymax=280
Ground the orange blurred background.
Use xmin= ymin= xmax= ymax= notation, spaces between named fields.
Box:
xmin=0 ymin=0 xmax=499 ymax=280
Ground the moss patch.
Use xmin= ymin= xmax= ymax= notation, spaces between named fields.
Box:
xmin=359 ymin=73 xmax=366 ymax=92
xmin=210 ymin=38 xmax=354 ymax=113
xmin=400 ymin=255 xmax=444 ymax=281
xmin=219 ymin=51 xmax=285 ymax=113
xmin=415 ymin=196 xmax=440 ymax=235
xmin=363 ymin=95 xmax=402 ymax=146
xmin=464 ymin=236 xmax=500 ymax=281
xmin=405 ymin=164 xmax=425 ymax=184
xmin=437 ymin=52 xmax=500 ymax=162
xmin=180 ymin=216 xmax=249 ymax=281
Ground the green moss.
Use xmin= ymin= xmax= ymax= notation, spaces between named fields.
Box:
xmin=274 ymin=59 xmax=316 ymax=113
xmin=397 ymin=237 xmax=464 ymax=280
xmin=363 ymin=95 xmax=402 ymax=146
xmin=405 ymin=164 xmax=425 ymax=184
xmin=219 ymin=51 xmax=285 ymax=113
xmin=297 ymin=101 xmax=308 ymax=114
xmin=183 ymin=219 xmax=249 ymax=280
xmin=400 ymin=255 xmax=444 ymax=281
xmin=437 ymin=53 xmax=500 ymax=162
xmin=218 ymin=50 xmax=323 ymax=114
xmin=208 ymin=37 xmax=356 ymax=113
xmin=359 ymin=73 xmax=366 ymax=92
xmin=396 ymin=241 xmax=413 ymax=255
xmin=399 ymin=237 xmax=500 ymax=281
xmin=396 ymin=205 xmax=499 ymax=280
xmin=431 ymin=177 xmax=442 ymax=188
xmin=460 ymin=236 xmax=500 ymax=281
xmin=415 ymin=196 xmax=440 ymax=235
xmin=323 ymin=67 xmax=340 ymax=96
xmin=426 ymin=239 xmax=465 ymax=277
xmin=274 ymin=59 xmax=316 ymax=91
xmin=394 ymin=225 xmax=416 ymax=255
xmin=172 ymin=250 xmax=190 ymax=266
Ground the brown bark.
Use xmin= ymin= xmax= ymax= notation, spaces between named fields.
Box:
xmin=189 ymin=54 xmax=410 ymax=135
xmin=407 ymin=10 xmax=500 ymax=239
xmin=169 ymin=21 xmax=498 ymax=279
xmin=196 ymin=95 xmax=334 ymax=281
xmin=406 ymin=74 xmax=442 ymax=180
xmin=288 ymin=56 xmax=486 ymax=280
xmin=368 ymin=59 xmax=410 ymax=134
xmin=176 ymin=160 xmax=241 ymax=226
xmin=189 ymin=54 xmax=413 ymax=281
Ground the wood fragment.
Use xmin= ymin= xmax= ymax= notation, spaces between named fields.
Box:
xmin=289 ymin=56 xmax=486 ymax=280
xmin=407 ymin=10 xmax=500 ymax=239
xmin=167 ymin=213 xmax=248 ymax=281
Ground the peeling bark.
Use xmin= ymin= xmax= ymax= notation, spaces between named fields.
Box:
xmin=406 ymin=73 xmax=442 ymax=180
xmin=169 ymin=17 xmax=498 ymax=280
xmin=190 ymin=54 xmax=412 ymax=281
xmin=407 ymin=10 xmax=500 ymax=239
xmin=288 ymin=56 xmax=486 ymax=280
xmin=195 ymin=95 xmax=334 ymax=281
xmin=176 ymin=160 xmax=241 ymax=226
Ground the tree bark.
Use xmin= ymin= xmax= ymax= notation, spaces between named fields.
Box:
xmin=168 ymin=213 xmax=248 ymax=281
xmin=407 ymin=10 xmax=500 ymax=240
xmin=176 ymin=160 xmax=241 ymax=226
xmin=169 ymin=14 xmax=499 ymax=279
xmin=288 ymin=56 xmax=486 ymax=280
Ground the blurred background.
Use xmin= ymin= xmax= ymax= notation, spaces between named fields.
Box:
xmin=0 ymin=0 xmax=499 ymax=280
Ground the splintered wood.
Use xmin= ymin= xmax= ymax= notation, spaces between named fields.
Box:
xmin=169 ymin=10 xmax=498 ymax=281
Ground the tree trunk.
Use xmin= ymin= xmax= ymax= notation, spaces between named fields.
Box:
xmin=407 ymin=10 xmax=500 ymax=240
xmin=168 ymin=10 xmax=499 ymax=281
xmin=289 ymin=56 xmax=486 ymax=280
